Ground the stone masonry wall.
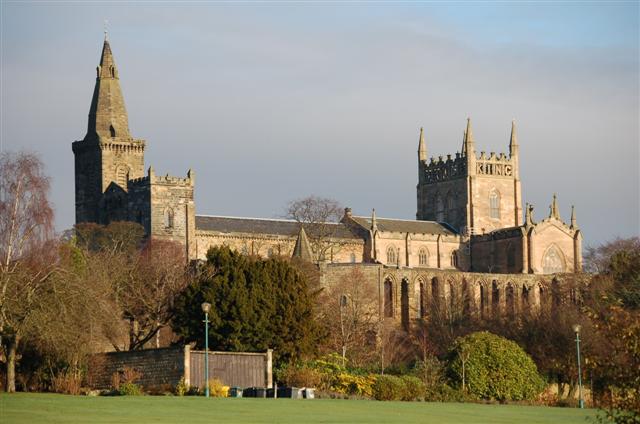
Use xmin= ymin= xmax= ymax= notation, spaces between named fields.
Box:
xmin=87 ymin=346 xmax=187 ymax=390
xmin=320 ymin=263 xmax=566 ymax=330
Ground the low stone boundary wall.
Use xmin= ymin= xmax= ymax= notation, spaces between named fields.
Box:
xmin=87 ymin=346 xmax=272 ymax=390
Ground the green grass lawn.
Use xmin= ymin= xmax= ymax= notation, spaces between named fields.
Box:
xmin=0 ymin=393 xmax=596 ymax=424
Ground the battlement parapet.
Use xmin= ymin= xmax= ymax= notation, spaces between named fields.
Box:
xmin=128 ymin=167 xmax=194 ymax=188
xmin=422 ymin=154 xmax=466 ymax=183
xmin=475 ymin=151 xmax=514 ymax=177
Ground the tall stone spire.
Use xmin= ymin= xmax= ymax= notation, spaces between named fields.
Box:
xmin=418 ymin=127 xmax=427 ymax=162
xmin=461 ymin=129 xmax=467 ymax=155
xmin=509 ymin=119 xmax=519 ymax=156
xmin=464 ymin=117 xmax=475 ymax=156
xmin=85 ymin=36 xmax=130 ymax=141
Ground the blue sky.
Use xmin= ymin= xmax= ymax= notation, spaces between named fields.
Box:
xmin=1 ymin=1 xmax=639 ymax=247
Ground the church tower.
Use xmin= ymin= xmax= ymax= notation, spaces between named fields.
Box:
xmin=72 ymin=36 xmax=146 ymax=224
xmin=416 ymin=119 xmax=523 ymax=234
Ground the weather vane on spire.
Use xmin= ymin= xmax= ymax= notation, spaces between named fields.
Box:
xmin=104 ymin=19 xmax=109 ymax=40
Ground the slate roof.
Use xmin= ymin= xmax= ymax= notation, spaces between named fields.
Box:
xmin=195 ymin=215 xmax=360 ymax=240
xmin=350 ymin=216 xmax=457 ymax=236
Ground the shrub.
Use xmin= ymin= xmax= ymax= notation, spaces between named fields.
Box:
xmin=118 ymin=382 xmax=143 ymax=396
xmin=400 ymin=376 xmax=425 ymax=401
xmin=50 ymin=371 xmax=82 ymax=395
xmin=333 ymin=373 xmax=376 ymax=398
xmin=281 ymin=365 xmax=324 ymax=388
xmin=424 ymin=383 xmax=473 ymax=402
xmin=174 ymin=377 xmax=189 ymax=396
xmin=447 ymin=331 xmax=545 ymax=401
xmin=372 ymin=375 xmax=405 ymax=401
xmin=121 ymin=367 xmax=142 ymax=385
xmin=207 ymin=378 xmax=229 ymax=397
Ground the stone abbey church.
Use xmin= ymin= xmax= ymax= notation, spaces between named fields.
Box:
xmin=73 ymin=38 xmax=583 ymax=329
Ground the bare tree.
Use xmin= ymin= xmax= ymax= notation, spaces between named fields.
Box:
xmin=286 ymin=196 xmax=344 ymax=261
xmin=121 ymin=239 xmax=189 ymax=350
xmin=0 ymin=152 xmax=54 ymax=392
xmin=316 ymin=267 xmax=378 ymax=366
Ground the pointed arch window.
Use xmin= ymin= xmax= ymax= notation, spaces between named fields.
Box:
xmin=418 ymin=248 xmax=429 ymax=266
xmin=386 ymin=246 xmax=397 ymax=265
xmin=489 ymin=189 xmax=500 ymax=219
xmin=542 ymin=245 xmax=565 ymax=274
xmin=164 ymin=208 xmax=174 ymax=229
xmin=451 ymin=250 xmax=458 ymax=268
xmin=418 ymin=280 xmax=426 ymax=318
xmin=384 ymin=278 xmax=394 ymax=318
xmin=110 ymin=125 xmax=116 ymax=138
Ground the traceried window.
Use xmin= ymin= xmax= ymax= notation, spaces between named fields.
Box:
xmin=386 ymin=246 xmax=397 ymax=265
xmin=489 ymin=189 xmax=500 ymax=219
xmin=542 ymin=245 xmax=565 ymax=274
xmin=436 ymin=195 xmax=445 ymax=221
xmin=418 ymin=248 xmax=429 ymax=266
xmin=164 ymin=208 xmax=174 ymax=229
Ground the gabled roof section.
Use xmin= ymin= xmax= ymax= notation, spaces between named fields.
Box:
xmin=195 ymin=215 xmax=361 ymax=240
xmin=349 ymin=216 xmax=457 ymax=236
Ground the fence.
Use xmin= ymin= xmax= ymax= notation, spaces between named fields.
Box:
xmin=87 ymin=346 xmax=272 ymax=390
xmin=188 ymin=350 xmax=272 ymax=389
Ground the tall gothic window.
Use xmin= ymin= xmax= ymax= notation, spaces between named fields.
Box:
xmin=431 ymin=277 xmax=440 ymax=310
xmin=542 ymin=245 xmax=565 ymax=274
xmin=491 ymin=280 xmax=500 ymax=316
xmin=164 ymin=208 xmax=174 ymax=229
xmin=418 ymin=280 xmax=426 ymax=318
xmin=436 ymin=195 xmax=445 ymax=221
xmin=489 ymin=189 xmax=500 ymax=219
xmin=384 ymin=279 xmax=394 ymax=318
xmin=418 ymin=248 xmax=429 ymax=266
xmin=386 ymin=246 xmax=397 ymax=265
xmin=401 ymin=279 xmax=409 ymax=331
xmin=451 ymin=250 xmax=458 ymax=268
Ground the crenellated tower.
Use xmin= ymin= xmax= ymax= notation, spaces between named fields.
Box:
xmin=72 ymin=36 xmax=146 ymax=224
xmin=417 ymin=119 xmax=523 ymax=234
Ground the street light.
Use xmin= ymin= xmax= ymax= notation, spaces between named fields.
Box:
xmin=202 ymin=302 xmax=211 ymax=398
xmin=339 ymin=295 xmax=348 ymax=367
xmin=572 ymin=324 xmax=584 ymax=409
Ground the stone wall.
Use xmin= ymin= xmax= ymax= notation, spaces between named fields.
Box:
xmin=417 ymin=175 xmax=469 ymax=233
xmin=320 ymin=263 xmax=567 ymax=330
xmin=470 ymin=174 xmax=518 ymax=233
xmin=87 ymin=346 xmax=273 ymax=391
xmin=87 ymin=346 xmax=187 ymax=390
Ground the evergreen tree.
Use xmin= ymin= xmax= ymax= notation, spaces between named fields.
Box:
xmin=171 ymin=246 xmax=322 ymax=363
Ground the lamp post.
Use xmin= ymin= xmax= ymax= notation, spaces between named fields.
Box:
xmin=339 ymin=295 xmax=347 ymax=367
xmin=202 ymin=302 xmax=211 ymax=398
xmin=572 ymin=324 xmax=584 ymax=409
